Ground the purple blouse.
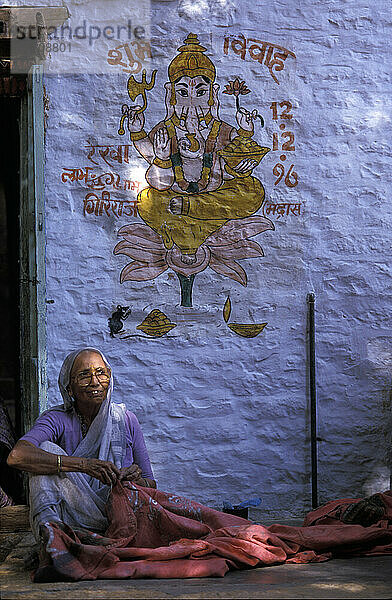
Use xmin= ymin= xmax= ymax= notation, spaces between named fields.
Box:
xmin=20 ymin=408 xmax=154 ymax=480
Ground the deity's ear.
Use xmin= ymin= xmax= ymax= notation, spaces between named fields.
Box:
xmin=210 ymin=83 xmax=220 ymax=118
xmin=164 ymin=82 xmax=175 ymax=119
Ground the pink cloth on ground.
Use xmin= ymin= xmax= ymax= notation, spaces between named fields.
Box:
xmin=32 ymin=484 xmax=392 ymax=582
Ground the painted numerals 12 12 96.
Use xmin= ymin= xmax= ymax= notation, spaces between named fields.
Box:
xmin=270 ymin=101 xmax=298 ymax=188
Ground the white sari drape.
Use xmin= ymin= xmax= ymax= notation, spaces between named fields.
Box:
xmin=29 ymin=348 xmax=128 ymax=539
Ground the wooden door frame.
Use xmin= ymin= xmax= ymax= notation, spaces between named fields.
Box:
xmin=19 ymin=64 xmax=47 ymax=433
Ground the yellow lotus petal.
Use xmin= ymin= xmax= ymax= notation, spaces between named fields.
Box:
xmin=227 ymin=323 xmax=267 ymax=338
xmin=223 ymin=296 xmax=232 ymax=323
xmin=136 ymin=323 xmax=177 ymax=337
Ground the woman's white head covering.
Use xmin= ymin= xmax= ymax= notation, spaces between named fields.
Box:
xmin=58 ymin=347 xmax=113 ymax=411
xmin=57 ymin=348 xmax=127 ymax=492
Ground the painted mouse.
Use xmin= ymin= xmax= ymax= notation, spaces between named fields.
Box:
xmin=108 ymin=305 xmax=131 ymax=337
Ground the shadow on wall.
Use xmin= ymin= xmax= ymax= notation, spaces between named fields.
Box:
xmin=362 ymin=466 xmax=391 ymax=498
xmin=365 ymin=336 xmax=392 ymax=493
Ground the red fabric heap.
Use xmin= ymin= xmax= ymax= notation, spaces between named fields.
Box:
xmin=33 ymin=484 xmax=392 ymax=582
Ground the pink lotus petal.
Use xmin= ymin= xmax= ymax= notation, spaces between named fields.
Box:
xmin=166 ymin=245 xmax=211 ymax=276
xmin=117 ymin=234 xmax=165 ymax=251
xmin=209 ymin=256 xmax=247 ymax=287
xmin=207 ymin=216 xmax=274 ymax=246
xmin=117 ymin=224 xmax=165 ymax=249
xmin=210 ymin=239 xmax=264 ymax=260
xmin=114 ymin=240 xmax=166 ymax=263
xmin=120 ymin=261 xmax=167 ymax=282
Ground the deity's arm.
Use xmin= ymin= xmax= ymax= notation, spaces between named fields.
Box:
xmin=129 ymin=126 xmax=174 ymax=188
xmin=224 ymin=120 xmax=255 ymax=142
xmin=217 ymin=122 xmax=238 ymax=180
xmin=132 ymin=136 xmax=155 ymax=164
xmin=230 ymin=127 xmax=239 ymax=141
xmin=145 ymin=162 xmax=174 ymax=190
xmin=127 ymin=107 xmax=155 ymax=163
xmin=144 ymin=121 xmax=174 ymax=190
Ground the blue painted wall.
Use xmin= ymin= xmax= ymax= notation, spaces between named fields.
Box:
xmin=12 ymin=0 xmax=392 ymax=516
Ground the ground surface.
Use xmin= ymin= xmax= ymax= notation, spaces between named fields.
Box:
xmin=1 ymin=526 xmax=391 ymax=599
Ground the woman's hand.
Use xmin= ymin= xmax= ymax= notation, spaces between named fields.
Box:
xmin=118 ymin=464 xmax=156 ymax=488
xmin=81 ymin=458 xmax=120 ymax=486
xmin=119 ymin=463 xmax=143 ymax=482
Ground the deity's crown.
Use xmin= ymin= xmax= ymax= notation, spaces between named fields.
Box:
xmin=168 ymin=33 xmax=216 ymax=83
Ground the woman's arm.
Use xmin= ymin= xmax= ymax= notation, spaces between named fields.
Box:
xmin=123 ymin=412 xmax=156 ymax=488
xmin=7 ymin=440 xmax=120 ymax=486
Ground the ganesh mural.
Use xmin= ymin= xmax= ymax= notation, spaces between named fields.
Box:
xmin=114 ymin=33 xmax=274 ymax=308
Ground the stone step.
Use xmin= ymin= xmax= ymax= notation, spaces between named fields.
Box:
xmin=0 ymin=505 xmax=30 ymax=532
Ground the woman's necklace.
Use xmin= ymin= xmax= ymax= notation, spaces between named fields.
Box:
xmin=165 ymin=115 xmax=221 ymax=194
xmin=75 ymin=408 xmax=89 ymax=438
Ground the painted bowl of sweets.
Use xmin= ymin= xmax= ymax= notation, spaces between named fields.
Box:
xmin=137 ymin=308 xmax=176 ymax=337
xmin=218 ymin=136 xmax=270 ymax=176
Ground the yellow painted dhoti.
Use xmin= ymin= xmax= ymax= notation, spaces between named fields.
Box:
xmin=137 ymin=176 xmax=265 ymax=255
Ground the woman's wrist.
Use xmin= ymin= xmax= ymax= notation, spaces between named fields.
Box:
xmin=135 ymin=476 xmax=150 ymax=487
xmin=60 ymin=456 xmax=88 ymax=474
xmin=141 ymin=477 xmax=156 ymax=489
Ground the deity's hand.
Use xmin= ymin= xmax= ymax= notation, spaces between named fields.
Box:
xmin=81 ymin=458 xmax=120 ymax=486
xmin=176 ymin=133 xmax=203 ymax=159
xmin=232 ymin=158 xmax=258 ymax=174
xmin=236 ymin=107 xmax=257 ymax=134
xmin=153 ymin=127 xmax=171 ymax=160
xmin=119 ymin=463 xmax=142 ymax=482
xmin=127 ymin=105 xmax=145 ymax=134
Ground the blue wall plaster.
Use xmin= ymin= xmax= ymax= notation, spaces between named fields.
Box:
xmin=9 ymin=0 xmax=391 ymax=517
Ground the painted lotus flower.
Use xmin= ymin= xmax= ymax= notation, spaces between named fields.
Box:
xmin=223 ymin=78 xmax=251 ymax=112
xmin=223 ymin=78 xmax=251 ymax=98
xmin=114 ymin=216 xmax=274 ymax=290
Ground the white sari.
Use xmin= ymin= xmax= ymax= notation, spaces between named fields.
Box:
xmin=29 ymin=348 xmax=128 ymax=539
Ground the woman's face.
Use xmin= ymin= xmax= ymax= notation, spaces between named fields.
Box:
xmin=68 ymin=351 xmax=110 ymax=414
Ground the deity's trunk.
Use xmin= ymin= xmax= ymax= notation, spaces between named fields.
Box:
xmin=185 ymin=105 xmax=201 ymax=134
xmin=176 ymin=273 xmax=195 ymax=308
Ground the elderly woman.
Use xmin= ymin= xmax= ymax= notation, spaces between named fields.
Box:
xmin=7 ymin=347 xmax=155 ymax=540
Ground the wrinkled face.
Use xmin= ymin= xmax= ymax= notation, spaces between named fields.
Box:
xmin=67 ymin=351 xmax=110 ymax=412
xmin=174 ymin=75 xmax=211 ymax=116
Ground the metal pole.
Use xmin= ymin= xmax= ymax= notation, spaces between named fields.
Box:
xmin=307 ymin=293 xmax=318 ymax=509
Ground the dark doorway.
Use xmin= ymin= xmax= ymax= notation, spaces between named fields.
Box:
xmin=0 ymin=90 xmax=26 ymax=504
xmin=0 ymin=95 xmax=21 ymax=436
